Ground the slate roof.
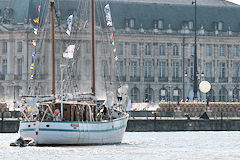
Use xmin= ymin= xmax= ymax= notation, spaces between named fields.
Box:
xmin=0 ymin=0 xmax=240 ymax=32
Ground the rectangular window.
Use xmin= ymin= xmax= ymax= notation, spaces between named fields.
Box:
xmin=55 ymin=41 xmax=60 ymax=54
xmin=145 ymin=44 xmax=151 ymax=55
xmin=130 ymin=61 xmax=137 ymax=77
xmin=188 ymin=21 xmax=193 ymax=30
xmin=190 ymin=62 xmax=194 ymax=77
xmin=158 ymin=20 xmax=163 ymax=29
xmin=234 ymin=46 xmax=239 ymax=57
xmin=206 ymin=45 xmax=212 ymax=57
xmin=117 ymin=61 xmax=124 ymax=76
xmin=117 ymin=43 xmax=123 ymax=55
xmin=220 ymin=45 xmax=225 ymax=57
xmin=233 ymin=63 xmax=239 ymax=77
xmin=129 ymin=19 xmax=135 ymax=28
xmin=205 ymin=62 xmax=212 ymax=78
xmin=2 ymin=42 xmax=7 ymax=54
xmin=2 ymin=59 xmax=7 ymax=75
xmin=56 ymin=59 xmax=60 ymax=76
xmin=86 ymin=43 xmax=90 ymax=54
xmin=173 ymin=62 xmax=179 ymax=78
xmin=131 ymin=44 xmax=137 ymax=55
xmin=219 ymin=63 xmax=225 ymax=78
xmin=101 ymin=60 xmax=108 ymax=77
xmin=17 ymin=59 xmax=22 ymax=75
xmin=191 ymin=45 xmax=195 ymax=56
xmin=173 ymin=45 xmax=179 ymax=56
xmin=102 ymin=43 xmax=108 ymax=55
xmin=159 ymin=61 xmax=166 ymax=78
xmin=17 ymin=42 xmax=22 ymax=53
xmin=145 ymin=61 xmax=152 ymax=77
xmin=85 ymin=60 xmax=91 ymax=79
xmin=159 ymin=45 xmax=165 ymax=56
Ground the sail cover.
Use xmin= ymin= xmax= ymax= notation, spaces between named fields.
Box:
xmin=66 ymin=15 xmax=73 ymax=36
xmin=63 ymin=45 xmax=75 ymax=59
xmin=104 ymin=4 xmax=112 ymax=26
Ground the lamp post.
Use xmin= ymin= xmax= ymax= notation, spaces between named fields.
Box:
xmin=192 ymin=0 xmax=198 ymax=100
xmin=60 ymin=64 xmax=66 ymax=120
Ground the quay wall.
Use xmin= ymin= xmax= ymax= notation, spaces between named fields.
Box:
xmin=126 ymin=119 xmax=240 ymax=132
xmin=1 ymin=119 xmax=240 ymax=133
xmin=0 ymin=120 xmax=19 ymax=133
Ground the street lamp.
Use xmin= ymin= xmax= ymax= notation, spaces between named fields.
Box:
xmin=192 ymin=0 xmax=198 ymax=100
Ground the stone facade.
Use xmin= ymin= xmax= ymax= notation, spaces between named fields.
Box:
xmin=0 ymin=0 xmax=240 ymax=103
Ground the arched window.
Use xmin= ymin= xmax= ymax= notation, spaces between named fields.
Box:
xmin=159 ymin=88 xmax=168 ymax=101
xmin=173 ymin=45 xmax=179 ymax=56
xmin=144 ymin=87 xmax=154 ymax=102
xmin=206 ymin=89 xmax=215 ymax=102
xmin=131 ymin=87 xmax=140 ymax=103
xmin=219 ymin=87 xmax=228 ymax=102
xmin=233 ymin=88 xmax=239 ymax=102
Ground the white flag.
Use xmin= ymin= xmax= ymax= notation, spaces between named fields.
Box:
xmin=33 ymin=28 xmax=38 ymax=35
xmin=104 ymin=4 xmax=112 ymax=27
xmin=63 ymin=45 xmax=75 ymax=59
xmin=66 ymin=15 xmax=73 ymax=36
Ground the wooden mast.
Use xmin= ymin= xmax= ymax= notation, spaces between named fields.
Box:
xmin=50 ymin=0 xmax=56 ymax=95
xmin=91 ymin=0 xmax=96 ymax=95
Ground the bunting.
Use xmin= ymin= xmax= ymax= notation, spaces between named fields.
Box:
xmin=30 ymin=63 xmax=35 ymax=70
xmin=32 ymin=40 xmax=36 ymax=46
xmin=32 ymin=52 xmax=36 ymax=58
xmin=104 ymin=4 xmax=112 ymax=27
xmin=66 ymin=15 xmax=73 ymax=36
xmin=63 ymin=45 xmax=75 ymax=59
xmin=33 ymin=28 xmax=38 ymax=35
xmin=38 ymin=5 xmax=41 ymax=12
xmin=33 ymin=17 xmax=39 ymax=23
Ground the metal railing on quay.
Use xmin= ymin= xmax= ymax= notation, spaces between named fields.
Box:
xmin=128 ymin=110 xmax=240 ymax=120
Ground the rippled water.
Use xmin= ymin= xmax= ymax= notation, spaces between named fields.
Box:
xmin=0 ymin=132 xmax=240 ymax=160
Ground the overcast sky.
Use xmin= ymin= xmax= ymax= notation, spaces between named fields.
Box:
xmin=226 ymin=0 xmax=240 ymax=5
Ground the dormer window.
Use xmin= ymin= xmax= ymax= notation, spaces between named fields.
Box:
xmin=129 ymin=19 xmax=135 ymax=28
xmin=188 ymin=21 xmax=193 ymax=30
xmin=218 ymin=22 xmax=223 ymax=31
xmin=158 ymin=20 xmax=163 ymax=29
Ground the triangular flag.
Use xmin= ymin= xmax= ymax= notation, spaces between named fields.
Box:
xmin=38 ymin=5 xmax=41 ymax=12
xmin=33 ymin=28 xmax=38 ymax=35
xmin=110 ymin=33 xmax=113 ymax=39
xmin=33 ymin=17 xmax=39 ymax=23
xmin=63 ymin=45 xmax=75 ymax=59
xmin=66 ymin=15 xmax=73 ymax=36
xmin=32 ymin=40 xmax=36 ymax=46
xmin=111 ymin=41 xmax=115 ymax=46
xmin=114 ymin=56 xmax=118 ymax=61
xmin=30 ymin=63 xmax=34 ymax=70
xmin=32 ymin=52 xmax=36 ymax=58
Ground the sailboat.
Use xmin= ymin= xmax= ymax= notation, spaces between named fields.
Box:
xmin=18 ymin=0 xmax=129 ymax=145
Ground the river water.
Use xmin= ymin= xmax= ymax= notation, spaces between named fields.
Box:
xmin=0 ymin=132 xmax=239 ymax=160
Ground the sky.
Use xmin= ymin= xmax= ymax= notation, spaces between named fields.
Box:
xmin=226 ymin=0 xmax=240 ymax=5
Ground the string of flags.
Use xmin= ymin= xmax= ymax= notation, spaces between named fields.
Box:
xmin=104 ymin=4 xmax=117 ymax=61
xmin=66 ymin=15 xmax=73 ymax=36
xmin=62 ymin=15 xmax=75 ymax=59
xmin=63 ymin=45 xmax=75 ymax=59
xmin=30 ymin=4 xmax=41 ymax=74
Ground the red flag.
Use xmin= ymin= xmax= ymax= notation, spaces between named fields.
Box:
xmin=110 ymin=33 xmax=113 ymax=39
xmin=32 ymin=40 xmax=36 ymax=46
xmin=38 ymin=5 xmax=41 ymax=12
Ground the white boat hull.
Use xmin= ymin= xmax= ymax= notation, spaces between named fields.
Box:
xmin=19 ymin=114 xmax=129 ymax=145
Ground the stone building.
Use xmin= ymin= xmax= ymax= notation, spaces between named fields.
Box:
xmin=0 ymin=0 xmax=240 ymax=103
